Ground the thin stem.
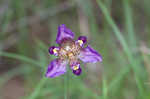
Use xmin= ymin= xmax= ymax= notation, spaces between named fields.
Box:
xmin=123 ymin=0 xmax=136 ymax=48
xmin=102 ymin=76 xmax=108 ymax=99
xmin=64 ymin=67 xmax=69 ymax=99
xmin=28 ymin=77 xmax=48 ymax=99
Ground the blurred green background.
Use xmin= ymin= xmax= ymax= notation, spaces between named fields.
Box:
xmin=0 ymin=0 xmax=150 ymax=99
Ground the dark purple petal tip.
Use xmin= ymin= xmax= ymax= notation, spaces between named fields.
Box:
xmin=70 ymin=61 xmax=82 ymax=76
xmin=76 ymin=36 xmax=87 ymax=46
xmin=69 ymin=60 xmax=82 ymax=76
xmin=48 ymin=46 xmax=55 ymax=54
xmin=48 ymin=46 xmax=59 ymax=56
xmin=78 ymin=36 xmax=87 ymax=44
xmin=56 ymin=24 xmax=74 ymax=44
xmin=73 ymin=67 xmax=82 ymax=76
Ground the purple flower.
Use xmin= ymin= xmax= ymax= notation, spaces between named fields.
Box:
xmin=45 ymin=24 xmax=102 ymax=78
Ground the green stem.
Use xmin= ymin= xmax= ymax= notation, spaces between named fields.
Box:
xmin=123 ymin=0 xmax=137 ymax=48
xmin=64 ymin=67 xmax=69 ymax=99
xmin=28 ymin=77 xmax=48 ymax=99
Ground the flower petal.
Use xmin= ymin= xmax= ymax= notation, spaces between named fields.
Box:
xmin=48 ymin=46 xmax=60 ymax=56
xmin=73 ymin=66 xmax=82 ymax=76
xmin=45 ymin=59 xmax=67 ymax=78
xmin=69 ymin=60 xmax=82 ymax=76
xmin=69 ymin=60 xmax=80 ymax=70
xmin=78 ymin=45 xmax=102 ymax=63
xmin=56 ymin=24 xmax=74 ymax=44
xmin=76 ymin=36 xmax=87 ymax=47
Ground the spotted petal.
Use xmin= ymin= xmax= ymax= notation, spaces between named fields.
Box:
xmin=78 ymin=45 xmax=102 ymax=63
xmin=69 ymin=60 xmax=82 ymax=76
xmin=45 ymin=59 xmax=67 ymax=78
xmin=56 ymin=24 xmax=74 ymax=44
xmin=73 ymin=66 xmax=82 ymax=76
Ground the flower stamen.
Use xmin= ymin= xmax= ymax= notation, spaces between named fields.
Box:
xmin=77 ymin=40 xmax=84 ymax=46
xmin=49 ymin=46 xmax=60 ymax=56
xmin=73 ymin=65 xmax=79 ymax=70
xmin=65 ymin=46 xmax=71 ymax=51
xmin=68 ymin=53 xmax=74 ymax=57
xmin=53 ymin=48 xmax=58 ymax=54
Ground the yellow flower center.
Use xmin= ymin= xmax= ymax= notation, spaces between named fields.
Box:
xmin=68 ymin=53 xmax=74 ymax=57
xmin=59 ymin=39 xmax=81 ymax=60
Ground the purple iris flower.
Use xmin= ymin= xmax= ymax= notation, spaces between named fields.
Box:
xmin=45 ymin=24 xmax=102 ymax=78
